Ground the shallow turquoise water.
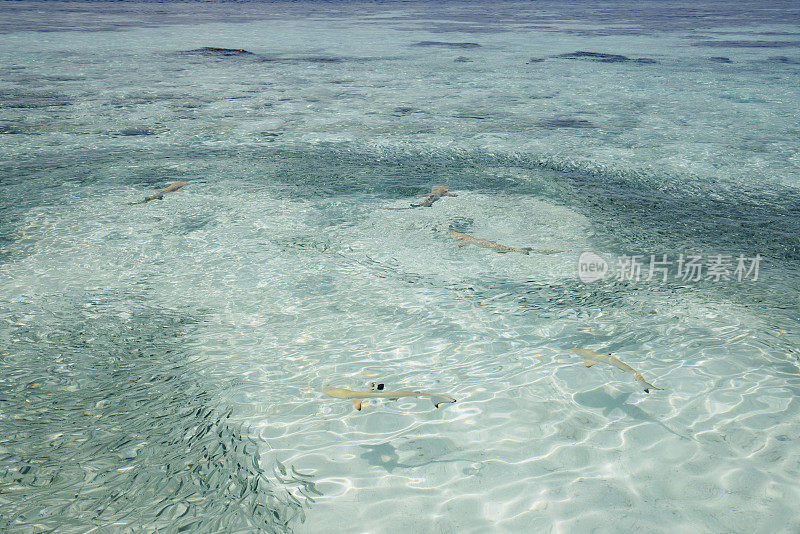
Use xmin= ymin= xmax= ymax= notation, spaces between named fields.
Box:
xmin=1 ymin=1 xmax=799 ymax=532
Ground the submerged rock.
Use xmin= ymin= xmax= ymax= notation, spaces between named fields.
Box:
xmin=768 ymin=55 xmax=800 ymax=64
xmin=182 ymin=47 xmax=255 ymax=56
xmin=392 ymin=106 xmax=421 ymax=115
xmin=537 ymin=118 xmax=595 ymax=129
xmin=0 ymin=124 xmax=25 ymax=134
xmin=0 ymin=92 xmax=72 ymax=109
xmin=412 ymin=41 xmax=481 ymax=49
xmin=555 ymin=51 xmax=630 ymax=62
xmin=116 ymin=126 xmax=168 ymax=136
xmin=179 ymin=48 xmax=348 ymax=65
xmin=302 ymin=56 xmax=344 ymax=63
xmin=694 ymin=40 xmax=800 ymax=48
xmin=552 ymin=51 xmax=659 ymax=64
xmin=453 ymin=112 xmax=492 ymax=120
xmin=256 ymin=55 xmax=344 ymax=64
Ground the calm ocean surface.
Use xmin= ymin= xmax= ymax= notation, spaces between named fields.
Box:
xmin=1 ymin=1 xmax=799 ymax=532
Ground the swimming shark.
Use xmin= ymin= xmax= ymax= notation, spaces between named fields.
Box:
xmin=448 ymin=231 xmax=565 ymax=254
xmin=382 ymin=185 xmax=457 ymax=211
xmin=322 ymin=383 xmax=456 ymax=410
xmin=411 ymin=185 xmax=457 ymax=208
xmin=567 ymin=348 xmax=663 ymax=393
xmin=128 ymin=181 xmax=188 ymax=205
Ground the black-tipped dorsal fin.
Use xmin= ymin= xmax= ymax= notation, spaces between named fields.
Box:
xmin=584 ymin=360 xmax=596 ymax=367
xmin=351 ymin=399 xmax=363 ymax=410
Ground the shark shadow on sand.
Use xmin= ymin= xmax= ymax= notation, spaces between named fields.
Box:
xmin=574 ymin=387 xmax=692 ymax=441
xmin=359 ymin=438 xmax=480 ymax=473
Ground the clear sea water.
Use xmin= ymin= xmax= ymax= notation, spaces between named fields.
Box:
xmin=1 ymin=1 xmax=799 ymax=532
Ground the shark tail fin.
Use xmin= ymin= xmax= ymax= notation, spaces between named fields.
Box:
xmin=350 ymin=399 xmax=363 ymax=410
xmin=584 ymin=360 xmax=596 ymax=367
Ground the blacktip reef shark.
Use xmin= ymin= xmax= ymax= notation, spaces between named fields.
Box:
xmin=128 ymin=181 xmax=188 ymax=205
xmin=567 ymin=348 xmax=663 ymax=393
xmin=323 ymin=383 xmax=456 ymax=411
xmin=383 ymin=185 xmax=457 ymax=210
xmin=411 ymin=185 xmax=457 ymax=208
xmin=448 ymin=231 xmax=566 ymax=255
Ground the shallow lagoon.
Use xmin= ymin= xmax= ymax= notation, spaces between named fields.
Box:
xmin=1 ymin=1 xmax=799 ymax=532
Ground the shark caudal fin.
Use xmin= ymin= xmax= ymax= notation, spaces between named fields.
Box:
xmin=351 ymin=399 xmax=364 ymax=410
xmin=632 ymin=373 xmax=663 ymax=393
xmin=584 ymin=360 xmax=596 ymax=367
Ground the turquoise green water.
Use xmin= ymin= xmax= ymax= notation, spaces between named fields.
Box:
xmin=1 ymin=1 xmax=799 ymax=532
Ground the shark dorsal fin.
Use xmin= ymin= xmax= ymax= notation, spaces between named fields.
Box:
xmin=584 ymin=360 xmax=596 ymax=367
xmin=351 ymin=399 xmax=363 ymax=410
